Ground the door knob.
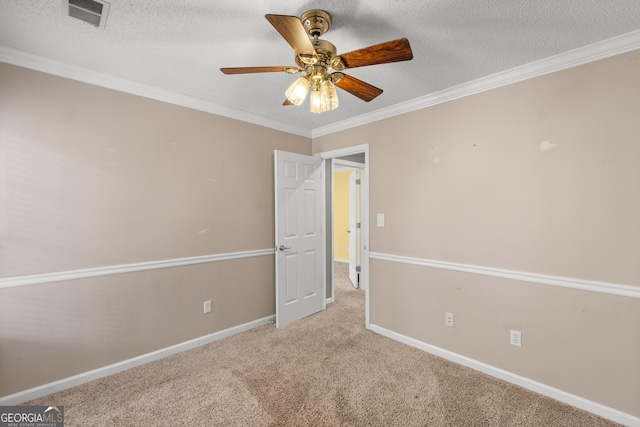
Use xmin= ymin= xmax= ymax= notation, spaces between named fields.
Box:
xmin=279 ymin=245 xmax=291 ymax=251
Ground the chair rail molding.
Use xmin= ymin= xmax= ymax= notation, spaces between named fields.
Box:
xmin=0 ymin=248 xmax=276 ymax=289
xmin=369 ymin=252 xmax=640 ymax=299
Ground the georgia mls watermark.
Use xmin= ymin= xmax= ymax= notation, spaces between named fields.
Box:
xmin=0 ymin=406 xmax=64 ymax=427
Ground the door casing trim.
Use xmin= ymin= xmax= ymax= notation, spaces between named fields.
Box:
xmin=316 ymin=144 xmax=370 ymax=328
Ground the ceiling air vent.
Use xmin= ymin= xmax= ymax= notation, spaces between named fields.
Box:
xmin=64 ymin=0 xmax=110 ymax=29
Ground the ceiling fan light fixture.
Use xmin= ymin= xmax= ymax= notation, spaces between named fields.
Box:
xmin=320 ymin=80 xmax=339 ymax=112
xmin=221 ymin=11 xmax=413 ymax=113
xmin=285 ymin=76 xmax=311 ymax=105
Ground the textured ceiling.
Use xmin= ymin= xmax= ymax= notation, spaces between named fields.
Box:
xmin=1 ymin=1 xmax=640 ymax=136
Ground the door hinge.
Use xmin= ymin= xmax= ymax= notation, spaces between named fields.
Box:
xmin=356 ymin=179 xmax=361 ymax=185
xmin=356 ymin=265 xmax=361 ymax=272
xmin=356 ymin=222 xmax=361 ymax=229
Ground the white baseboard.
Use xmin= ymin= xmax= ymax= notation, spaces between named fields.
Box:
xmin=369 ymin=324 xmax=639 ymax=427
xmin=0 ymin=315 xmax=275 ymax=405
xmin=325 ymin=297 xmax=334 ymax=305
xmin=333 ymin=258 xmax=348 ymax=264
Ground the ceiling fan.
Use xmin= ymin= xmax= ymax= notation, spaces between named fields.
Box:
xmin=220 ymin=10 xmax=413 ymax=113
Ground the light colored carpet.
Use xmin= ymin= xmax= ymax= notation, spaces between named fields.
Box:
xmin=27 ymin=263 xmax=619 ymax=426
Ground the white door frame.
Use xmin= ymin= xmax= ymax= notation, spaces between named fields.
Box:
xmin=317 ymin=144 xmax=370 ymax=328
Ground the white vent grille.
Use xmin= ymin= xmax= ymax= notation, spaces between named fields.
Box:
xmin=64 ymin=0 xmax=110 ymax=29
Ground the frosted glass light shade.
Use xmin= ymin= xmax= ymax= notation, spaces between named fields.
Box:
xmin=310 ymin=87 xmax=323 ymax=113
xmin=319 ymin=80 xmax=339 ymax=112
xmin=285 ymin=76 xmax=311 ymax=105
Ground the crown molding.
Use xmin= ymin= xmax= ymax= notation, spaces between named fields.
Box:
xmin=2 ymin=29 xmax=640 ymax=140
xmin=312 ymin=29 xmax=640 ymax=138
xmin=0 ymin=47 xmax=311 ymax=138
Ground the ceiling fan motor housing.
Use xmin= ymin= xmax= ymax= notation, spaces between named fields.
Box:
xmin=301 ymin=10 xmax=332 ymax=38
xmin=295 ymin=39 xmax=342 ymax=71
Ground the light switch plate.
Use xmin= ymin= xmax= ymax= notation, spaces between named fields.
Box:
xmin=377 ymin=213 xmax=385 ymax=227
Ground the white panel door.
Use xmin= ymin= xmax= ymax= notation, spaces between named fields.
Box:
xmin=348 ymin=170 xmax=358 ymax=287
xmin=275 ymin=150 xmax=324 ymax=328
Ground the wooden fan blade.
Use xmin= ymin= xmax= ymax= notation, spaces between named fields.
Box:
xmin=220 ymin=66 xmax=288 ymax=75
xmin=339 ymin=38 xmax=413 ymax=69
xmin=265 ymin=14 xmax=317 ymax=58
xmin=334 ymin=74 xmax=383 ymax=102
xmin=283 ymin=99 xmax=294 ymax=106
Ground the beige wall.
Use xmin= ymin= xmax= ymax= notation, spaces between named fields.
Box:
xmin=313 ymin=50 xmax=640 ymax=416
xmin=0 ymin=63 xmax=311 ymax=396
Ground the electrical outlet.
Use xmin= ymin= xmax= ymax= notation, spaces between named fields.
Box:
xmin=203 ymin=300 xmax=212 ymax=314
xmin=510 ymin=329 xmax=522 ymax=347
xmin=445 ymin=312 xmax=454 ymax=327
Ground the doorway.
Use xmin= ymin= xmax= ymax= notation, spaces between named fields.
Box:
xmin=333 ymin=161 xmax=363 ymax=288
xmin=317 ymin=144 xmax=370 ymax=328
